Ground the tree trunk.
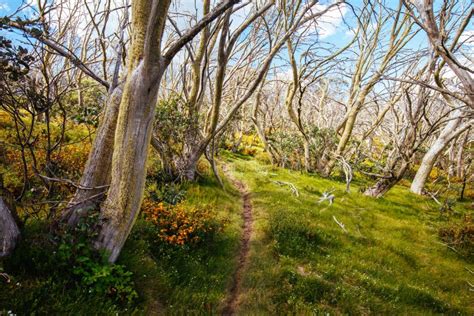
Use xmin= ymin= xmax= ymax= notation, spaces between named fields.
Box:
xmin=0 ymin=197 xmax=20 ymax=258
xmin=447 ymin=141 xmax=456 ymax=178
xmin=410 ymin=115 xmax=471 ymax=195
xmin=456 ymin=129 xmax=469 ymax=178
xmin=96 ymin=64 xmax=165 ymax=262
xmin=303 ymin=138 xmax=311 ymax=172
xmin=62 ymin=84 xmax=123 ymax=226
xmin=363 ymin=177 xmax=400 ymax=198
xmin=323 ymin=105 xmax=359 ymax=176
xmin=364 ymin=161 xmax=409 ymax=198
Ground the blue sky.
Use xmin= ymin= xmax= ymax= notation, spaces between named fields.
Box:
xmin=1 ymin=0 xmax=471 ymax=70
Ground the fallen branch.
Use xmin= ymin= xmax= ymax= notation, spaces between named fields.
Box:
xmin=425 ymin=190 xmax=442 ymax=205
xmin=0 ymin=273 xmax=11 ymax=283
xmin=272 ymin=181 xmax=299 ymax=197
xmin=435 ymin=241 xmax=460 ymax=254
xmin=332 ymin=216 xmax=348 ymax=233
xmin=467 ymin=281 xmax=474 ymax=292
xmin=37 ymin=174 xmax=109 ymax=190
xmin=318 ymin=189 xmax=335 ymax=205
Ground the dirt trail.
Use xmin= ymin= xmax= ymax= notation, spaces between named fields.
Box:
xmin=222 ymin=165 xmax=253 ymax=316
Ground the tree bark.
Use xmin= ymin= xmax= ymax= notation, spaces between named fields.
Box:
xmin=97 ymin=64 xmax=166 ymax=262
xmin=456 ymin=129 xmax=470 ymax=178
xmin=62 ymin=84 xmax=123 ymax=226
xmin=364 ymin=161 xmax=409 ymax=198
xmin=410 ymin=116 xmax=472 ymax=194
xmin=0 ymin=197 xmax=20 ymax=258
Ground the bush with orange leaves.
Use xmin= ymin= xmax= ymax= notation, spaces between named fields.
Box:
xmin=141 ymin=199 xmax=222 ymax=246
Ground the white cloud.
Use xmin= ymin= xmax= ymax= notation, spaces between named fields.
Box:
xmin=0 ymin=2 xmax=10 ymax=11
xmin=459 ymin=30 xmax=474 ymax=47
xmin=305 ymin=3 xmax=348 ymax=39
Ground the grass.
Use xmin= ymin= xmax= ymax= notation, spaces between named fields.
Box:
xmin=1 ymin=152 xmax=472 ymax=314
xmin=221 ymin=152 xmax=473 ymax=314
xmin=120 ymin=167 xmax=243 ymax=314
xmin=0 ymin=165 xmax=243 ymax=315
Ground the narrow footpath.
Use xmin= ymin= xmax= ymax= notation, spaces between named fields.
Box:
xmin=221 ymin=165 xmax=253 ymax=316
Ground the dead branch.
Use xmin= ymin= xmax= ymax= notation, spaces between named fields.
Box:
xmin=272 ymin=180 xmax=299 ymax=197
xmin=333 ymin=216 xmax=348 ymax=233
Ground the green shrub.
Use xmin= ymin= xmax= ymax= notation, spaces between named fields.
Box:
xmin=439 ymin=214 xmax=474 ymax=261
xmin=0 ymin=216 xmax=138 ymax=313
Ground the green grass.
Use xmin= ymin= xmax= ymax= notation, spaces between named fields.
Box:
xmin=120 ymin=168 xmax=243 ymax=314
xmin=1 ymin=153 xmax=472 ymax=314
xmin=0 ymin=166 xmax=243 ymax=315
xmin=221 ymin=152 xmax=473 ymax=315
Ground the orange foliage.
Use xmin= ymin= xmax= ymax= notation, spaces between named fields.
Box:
xmin=141 ymin=200 xmax=219 ymax=246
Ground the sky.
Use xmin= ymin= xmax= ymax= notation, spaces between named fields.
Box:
xmin=0 ymin=0 xmax=354 ymax=42
xmin=0 ymin=0 xmax=472 ymax=79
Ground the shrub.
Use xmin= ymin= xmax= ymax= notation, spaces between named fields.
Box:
xmin=53 ymin=214 xmax=138 ymax=305
xmin=147 ymin=182 xmax=187 ymax=205
xmin=439 ymin=214 xmax=474 ymax=261
xmin=2 ymin=216 xmax=138 ymax=312
xmin=255 ymin=151 xmax=272 ymax=165
xmin=141 ymin=200 xmax=221 ymax=247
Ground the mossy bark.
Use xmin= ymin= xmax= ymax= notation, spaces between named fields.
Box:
xmin=95 ymin=0 xmax=172 ymax=262
xmin=62 ymin=85 xmax=123 ymax=225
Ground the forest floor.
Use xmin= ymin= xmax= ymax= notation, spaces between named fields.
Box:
xmin=1 ymin=152 xmax=473 ymax=314
xmin=216 ymin=153 xmax=473 ymax=315
xmin=221 ymin=164 xmax=253 ymax=315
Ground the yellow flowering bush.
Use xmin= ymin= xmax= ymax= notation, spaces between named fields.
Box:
xmin=141 ymin=199 xmax=221 ymax=246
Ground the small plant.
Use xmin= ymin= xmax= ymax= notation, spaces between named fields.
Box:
xmin=141 ymin=200 xmax=221 ymax=246
xmin=439 ymin=214 xmax=474 ymax=261
xmin=147 ymin=182 xmax=187 ymax=205
xmin=53 ymin=214 xmax=138 ymax=305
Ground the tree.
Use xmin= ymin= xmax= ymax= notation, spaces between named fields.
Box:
xmin=322 ymin=0 xmax=414 ymax=176
xmin=403 ymin=0 xmax=474 ymax=107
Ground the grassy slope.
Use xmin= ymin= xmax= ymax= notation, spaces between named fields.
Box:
xmin=222 ymin=153 xmax=473 ymax=315
xmin=120 ymin=171 xmax=243 ymax=314
xmin=2 ymin=151 xmax=471 ymax=314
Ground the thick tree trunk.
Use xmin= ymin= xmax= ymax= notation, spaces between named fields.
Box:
xmin=62 ymin=85 xmax=123 ymax=226
xmin=0 ymin=197 xmax=20 ymax=258
xmin=363 ymin=177 xmax=400 ymax=198
xmin=410 ymin=115 xmax=471 ymax=195
xmin=410 ymin=144 xmax=443 ymax=195
xmin=96 ymin=65 xmax=165 ymax=262
xmin=176 ymin=144 xmax=206 ymax=181
xmin=364 ymin=162 xmax=409 ymax=198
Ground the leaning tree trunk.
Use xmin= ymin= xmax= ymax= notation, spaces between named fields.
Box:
xmin=410 ymin=115 xmax=471 ymax=195
xmin=97 ymin=64 xmax=166 ymax=262
xmin=323 ymin=101 xmax=362 ymax=176
xmin=364 ymin=161 xmax=409 ymax=198
xmin=62 ymin=85 xmax=123 ymax=226
xmin=0 ymin=197 xmax=20 ymax=258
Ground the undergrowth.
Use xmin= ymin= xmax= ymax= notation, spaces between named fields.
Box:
xmin=223 ymin=152 xmax=473 ymax=315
